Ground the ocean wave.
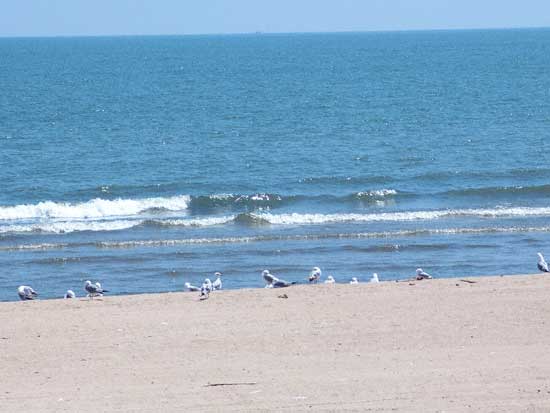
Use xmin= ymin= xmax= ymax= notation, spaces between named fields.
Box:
xmin=189 ymin=193 xmax=288 ymax=211
xmin=0 ymin=190 xmax=403 ymax=226
xmin=442 ymin=184 xmax=550 ymax=197
xmin=411 ymin=167 xmax=550 ymax=183
xmin=232 ymin=212 xmax=271 ymax=226
xmin=355 ymin=189 xmax=398 ymax=198
xmin=0 ymin=220 xmax=141 ymax=234
xmin=143 ymin=216 xmax=234 ymax=228
xmin=0 ymin=195 xmax=191 ymax=221
xmin=255 ymin=206 xmax=550 ymax=225
xmin=4 ymin=225 xmax=549 ymax=251
xmin=2 ymin=206 xmax=550 ymax=234
xmin=189 ymin=191 xmax=400 ymax=211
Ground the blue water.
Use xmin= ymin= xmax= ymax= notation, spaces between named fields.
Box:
xmin=1 ymin=29 xmax=550 ymax=301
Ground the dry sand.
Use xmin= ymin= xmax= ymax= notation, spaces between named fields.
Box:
xmin=2 ymin=274 xmax=550 ymax=412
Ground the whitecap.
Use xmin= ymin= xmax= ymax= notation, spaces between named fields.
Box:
xmin=0 ymin=195 xmax=191 ymax=221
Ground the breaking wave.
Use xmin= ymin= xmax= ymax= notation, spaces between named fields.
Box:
xmin=0 ymin=195 xmax=191 ymax=221
xmin=255 ymin=206 xmax=550 ymax=225
xmin=2 ymin=206 xmax=550 ymax=234
xmin=0 ymin=190 xmax=401 ymax=224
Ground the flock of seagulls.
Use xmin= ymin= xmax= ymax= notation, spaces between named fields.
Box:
xmin=15 ymin=253 xmax=550 ymax=301
xmin=17 ymin=280 xmax=107 ymax=301
xmin=185 ymin=272 xmax=223 ymax=300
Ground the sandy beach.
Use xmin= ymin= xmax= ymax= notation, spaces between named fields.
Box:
xmin=2 ymin=274 xmax=550 ymax=412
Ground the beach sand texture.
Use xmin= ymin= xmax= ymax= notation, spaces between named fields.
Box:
xmin=2 ymin=275 xmax=550 ymax=412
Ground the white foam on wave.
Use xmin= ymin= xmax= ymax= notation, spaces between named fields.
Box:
xmin=2 ymin=205 xmax=550 ymax=235
xmin=356 ymin=189 xmax=398 ymax=198
xmin=0 ymin=215 xmax=233 ymax=234
xmin=156 ymin=216 xmax=234 ymax=227
xmin=1 ymin=220 xmax=140 ymax=234
xmin=255 ymin=206 xmax=550 ymax=225
xmin=0 ymin=195 xmax=191 ymax=221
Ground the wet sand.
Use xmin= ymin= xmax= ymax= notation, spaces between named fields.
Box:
xmin=2 ymin=274 xmax=550 ymax=412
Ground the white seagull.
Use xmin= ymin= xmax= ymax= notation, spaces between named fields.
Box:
xmin=262 ymin=270 xmax=279 ymax=287
xmin=64 ymin=290 xmax=76 ymax=299
xmin=309 ymin=267 xmax=322 ymax=283
xmin=85 ymin=280 xmax=108 ymax=298
xmin=324 ymin=275 xmax=335 ymax=284
xmin=370 ymin=273 xmax=380 ymax=283
xmin=18 ymin=285 xmax=38 ymax=301
xmin=95 ymin=282 xmax=104 ymax=296
xmin=212 ymin=272 xmax=223 ymax=290
xmin=262 ymin=270 xmax=295 ymax=288
xmin=185 ymin=282 xmax=201 ymax=292
xmin=200 ymin=278 xmax=212 ymax=300
xmin=350 ymin=277 xmax=359 ymax=284
xmin=415 ymin=268 xmax=433 ymax=280
xmin=537 ymin=253 xmax=549 ymax=273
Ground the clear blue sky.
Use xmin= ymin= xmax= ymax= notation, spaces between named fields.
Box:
xmin=2 ymin=0 xmax=550 ymax=37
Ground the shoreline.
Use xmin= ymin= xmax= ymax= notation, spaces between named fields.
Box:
xmin=2 ymin=271 xmax=541 ymax=303
xmin=2 ymin=273 xmax=550 ymax=411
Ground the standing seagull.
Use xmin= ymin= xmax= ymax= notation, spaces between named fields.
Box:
xmin=64 ymin=290 xmax=76 ymax=299
xmin=370 ymin=273 xmax=380 ymax=283
xmin=415 ymin=268 xmax=433 ymax=280
xmin=324 ymin=275 xmax=335 ymax=284
xmin=200 ymin=279 xmax=212 ymax=300
xmin=309 ymin=267 xmax=322 ymax=283
xmin=18 ymin=285 xmax=38 ymax=301
xmin=212 ymin=272 xmax=223 ymax=290
xmin=350 ymin=277 xmax=359 ymax=285
xmin=537 ymin=253 xmax=549 ymax=273
xmin=95 ymin=282 xmax=105 ymax=297
xmin=84 ymin=280 xmax=108 ymax=299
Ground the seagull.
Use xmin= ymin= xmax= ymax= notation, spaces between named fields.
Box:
xmin=415 ymin=268 xmax=432 ymax=280
xmin=537 ymin=253 xmax=549 ymax=272
xmin=64 ymin=290 xmax=76 ymax=299
xmin=370 ymin=273 xmax=380 ymax=283
xmin=200 ymin=279 xmax=212 ymax=300
xmin=95 ymin=282 xmax=105 ymax=297
xmin=273 ymin=277 xmax=297 ymax=288
xmin=212 ymin=272 xmax=223 ymax=290
xmin=18 ymin=285 xmax=38 ymax=301
xmin=324 ymin=275 xmax=335 ymax=284
xmin=262 ymin=270 xmax=279 ymax=287
xmin=262 ymin=270 xmax=295 ymax=288
xmin=309 ymin=267 xmax=322 ymax=283
xmin=185 ymin=282 xmax=201 ymax=292
xmin=350 ymin=277 xmax=359 ymax=284
xmin=85 ymin=280 xmax=108 ymax=298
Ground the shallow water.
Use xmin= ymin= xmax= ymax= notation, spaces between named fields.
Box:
xmin=1 ymin=29 xmax=550 ymax=300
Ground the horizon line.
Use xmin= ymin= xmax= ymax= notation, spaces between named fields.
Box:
xmin=0 ymin=24 xmax=549 ymax=40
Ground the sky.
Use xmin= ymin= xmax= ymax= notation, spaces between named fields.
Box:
xmin=1 ymin=0 xmax=550 ymax=37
